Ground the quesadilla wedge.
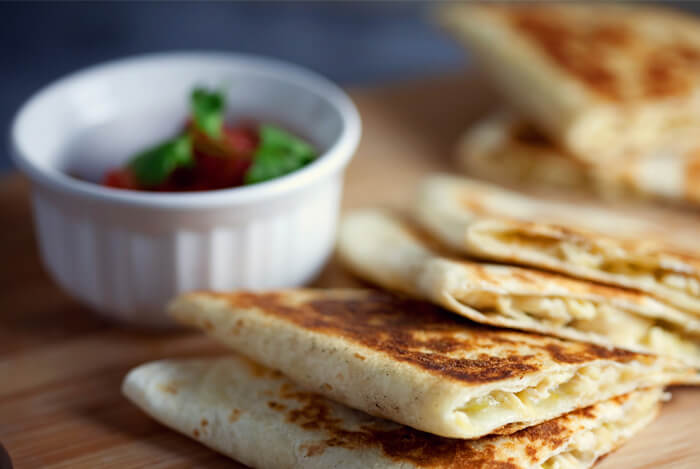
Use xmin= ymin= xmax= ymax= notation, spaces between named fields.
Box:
xmin=169 ymin=289 xmax=691 ymax=439
xmin=438 ymin=3 xmax=700 ymax=161
xmin=414 ymin=175 xmax=700 ymax=317
xmin=338 ymin=210 xmax=700 ymax=374
xmin=123 ymin=356 xmax=666 ymax=469
xmin=457 ymin=111 xmax=700 ymax=205
xmin=456 ymin=111 xmax=594 ymax=194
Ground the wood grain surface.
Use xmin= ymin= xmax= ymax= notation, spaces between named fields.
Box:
xmin=1 ymin=74 xmax=699 ymax=469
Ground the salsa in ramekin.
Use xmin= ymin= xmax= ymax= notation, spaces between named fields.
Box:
xmin=103 ymin=88 xmax=318 ymax=191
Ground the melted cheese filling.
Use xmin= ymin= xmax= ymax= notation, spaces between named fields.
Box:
xmin=458 ymin=292 xmax=700 ymax=366
xmin=491 ymin=231 xmax=700 ymax=298
xmin=454 ymin=362 xmax=659 ymax=435
xmin=539 ymin=389 xmax=659 ymax=469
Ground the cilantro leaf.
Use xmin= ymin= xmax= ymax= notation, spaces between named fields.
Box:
xmin=244 ymin=125 xmax=317 ymax=184
xmin=129 ymin=134 xmax=193 ymax=187
xmin=191 ymin=88 xmax=225 ymax=139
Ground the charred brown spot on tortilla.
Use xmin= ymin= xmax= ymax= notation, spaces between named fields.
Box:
xmin=224 ymin=292 xmax=544 ymax=382
xmin=571 ymin=403 xmax=598 ymax=420
xmin=200 ymin=418 xmax=208 ymax=427
xmin=509 ymin=8 xmax=622 ymax=100
xmin=192 ymin=428 xmax=200 ymax=438
xmin=643 ymin=50 xmax=694 ymax=98
xmin=609 ymin=393 xmax=632 ymax=407
xmin=353 ymin=353 xmax=366 ymax=360
xmin=268 ymin=401 xmax=287 ymax=411
xmin=229 ymin=318 xmax=245 ymax=335
xmin=511 ymin=122 xmax=553 ymax=147
xmin=243 ymin=357 xmax=275 ymax=378
xmin=158 ymin=382 xmax=179 ymax=395
xmin=525 ymin=445 xmax=538 ymax=463
xmin=299 ymin=442 xmax=328 ymax=457
xmin=460 ymin=193 xmax=487 ymax=215
xmin=544 ymin=343 xmax=640 ymax=364
xmin=286 ymin=394 xmax=342 ymax=431
xmin=517 ymin=419 xmax=567 ymax=449
xmin=644 ymin=43 xmax=700 ymax=98
xmin=217 ymin=290 xmax=655 ymax=382
xmin=228 ymin=408 xmax=241 ymax=423
xmin=503 ymin=6 xmax=700 ymax=101
xmin=488 ymin=420 xmax=534 ymax=436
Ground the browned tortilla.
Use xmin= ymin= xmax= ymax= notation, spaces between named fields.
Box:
xmin=170 ymin=289 xmax=690 ymax=438
xmin=123 ymin=355 xmax=665 ymax=469
xmin=439 ymin=3 xmax=700 ymax=161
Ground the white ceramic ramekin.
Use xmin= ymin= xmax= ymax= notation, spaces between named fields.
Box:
xmin=11 ymin=52 xmax=361 ymax=327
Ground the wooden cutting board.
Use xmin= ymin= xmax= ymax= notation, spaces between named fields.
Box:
xmin=1 ymin=73 xmax=699 ymax=469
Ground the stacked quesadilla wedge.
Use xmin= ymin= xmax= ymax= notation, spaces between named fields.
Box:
xmin=123 ymin=355 xmax=665 ymax=469
xmin=456 ymin=111 xmax=700 ymax=205
xmin=169 ymin=289 xmax=691 ymax=439
xmin=338 ymin=210 xmax=700 ymax=374
xmin=438 ymin=3 xmax=700 ymax=162
xmin=415 ymin=175 xmax=700 ymax=317
xmin=455 ymin=111 xmax=594 ymax=194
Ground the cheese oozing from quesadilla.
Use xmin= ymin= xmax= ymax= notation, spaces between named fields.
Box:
xmin=438 ymin=3 xmax=700 ymax=161
xmin=169 ymin=289 xmax=692 ymax=439
xmin=414 ymin=175 xmax=700 ymax=317
xmin=338 ymin=210 xmax=700 ymax=374
xmin=123 ymin=356 xmax=665 ymax=469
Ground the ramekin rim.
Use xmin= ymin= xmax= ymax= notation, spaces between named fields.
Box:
xmin=10 ymin=51 xmax=362 ymax=209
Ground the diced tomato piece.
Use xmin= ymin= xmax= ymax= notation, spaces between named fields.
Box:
xmin=102 ymin=169 xmax=139 ymax=190
xmin=192 ymin=152 xmax=252 ymax=190
xmin=224 ymin=125 xmax=259 ymax=155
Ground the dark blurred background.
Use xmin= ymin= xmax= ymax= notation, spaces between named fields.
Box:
xmin=1 ymin=2 xmax=465 ymax=173
xmin=3 ymin=1 xmax=699 ymax=174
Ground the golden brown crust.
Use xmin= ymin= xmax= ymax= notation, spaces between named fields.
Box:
xmin=265 ymin=366 xmax=653 ymax=468
xmin=495 ymin=4 xmax=700 ymax=101
xmin=206 ymin=290 xmax=646 ymax=385
xmin=124 ymin=355 xmax=665 ymax=468
xmin=275 ymin=378 xmax=563 ymax=468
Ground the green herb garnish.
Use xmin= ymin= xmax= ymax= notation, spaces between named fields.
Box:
xmin=191 ymin=88 xmax=225 ymax=139
xmin=245 ymin=125 xmax=317 ymax=184
xmin=129 ymin=134 xmax=193 ymax=187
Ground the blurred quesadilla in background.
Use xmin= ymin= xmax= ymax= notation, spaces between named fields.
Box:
xmin=170 ymin=289 xmax=691 ymax=439
xmin=338 ymin=210 xmax=700 ymax=374
xmin=414 ymin=176 xmax=700 ymax=317
xmin=457 ymin=111 xmax=700 ymax=206
xmin=438 ymin=3 xmax=700 ymax=161
xmin=456 ymin=111 xmax=594 ymax=193
xmin=123 ymin=356 xmax=666 ymax=469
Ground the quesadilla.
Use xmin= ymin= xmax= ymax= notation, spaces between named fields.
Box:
xmin=438 ymin=3 xmax=700 ymax=161
xmin=338 ymin=210 xmax=700 ymax=374
xmin=123 ymin=356 xmax=665 ymax=469
xmin=457 ymin=111 xmax=700 ymax=205
xmin=169 ymin=289 xmax=691 ymax=439
xmin=414 ymin=175 xmax=700 ymax=317
xmin=456 ymin=111 xmax=594 ymax=194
